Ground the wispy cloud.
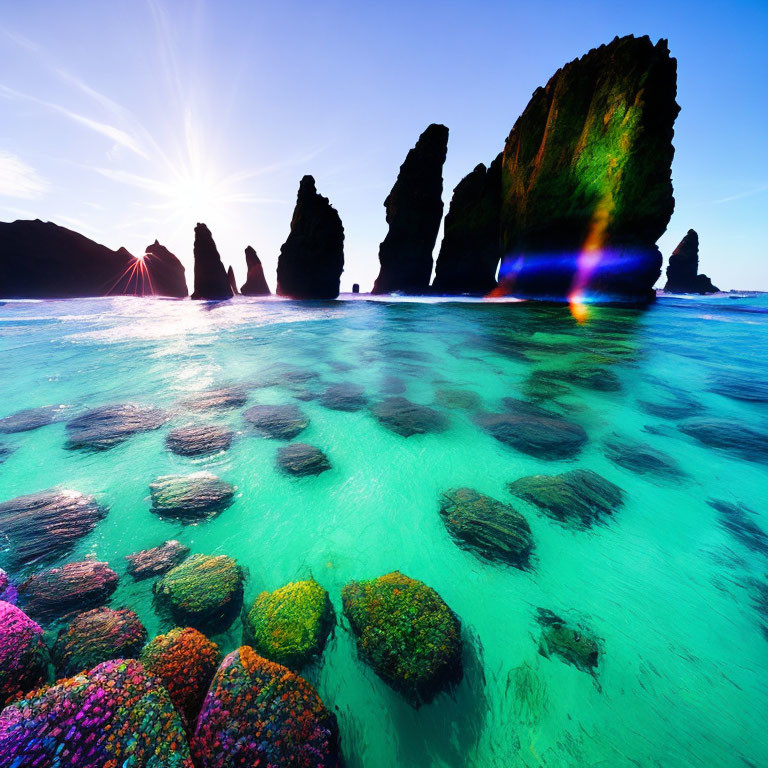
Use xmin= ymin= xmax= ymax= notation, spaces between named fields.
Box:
xmin=0 ymin=150 xmax=50 ymax=199
xmin=712 ymin=184 xmax=768 ymax=205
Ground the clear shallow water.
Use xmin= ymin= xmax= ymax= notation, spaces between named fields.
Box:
xmin=1 ymin=293 xmax=767 ymax=767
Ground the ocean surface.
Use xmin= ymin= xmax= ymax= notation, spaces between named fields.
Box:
xmin=1 ymin=293 xmax=767 ymax=767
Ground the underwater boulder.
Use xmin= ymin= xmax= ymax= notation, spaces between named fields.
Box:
xmin=0 ymin=443 xmax=10 ymax=464
xmin=508 ymin=469 xmax=623 ymax=528
xmin=438 ymin=488 xmax=534 ymax=568
xmin=708 ymin=500 xmax=768 ymax=557
xmin=679 ymin=418 xmax=768 ymax=463
xmin=371 ymin=396 xmax=449 ymax=437
xmin=240 ymin=245 xmax=271 ymax=295
xmin=0 ymin=601 xmax=49 ymax=706
xmin=342 ymin=571 xmax=463 ymax=707
xmin=276 ymin=443 xmax=331 ymax=477
xmin=709 ymin=375 xmax=768 ymax=404
xmin=243 ymin=403 xmax=309 ymax=439
xmin=663 ymin=229 xmax=718 ymax=294
xmin=149 ymin=473 xmax=235 ymax=523
xmin=192 ymin=646 xmax=340 ymax=767
xmin=154 ymin=554 xmax=244 ymax=634
xmin=435 ymin=387 xmax=481 ymax=410
xmin=65 ymin=403 xmax=168 ymax=450
xmin=180 ymin=385 xmax=248 ymax=411
xmin=276 ymin=175 xmax=345 ymax=299
xmin=0 ymin=404 xmax=66 ymax=433
xmin=165 ymin=424 xmax=235 ymax=457
xmin=536 ymin=608 xmax=601 ymax=678
xmin=530 ymin=366 xmax=622 ymax=393
xmin=372 ymin=124 xmax=449 ymax=294
xmin=18 ymin=560 xmax=119 ymax=623
xmin=52 ymin=607 xmax=148 ymax=677
xmin=190 ymin=223 xmax=233 ymax=300
xmin=0 ymin=489 xmax=107 ymax=571
xmin=242 ymin=580 xmax=334 ymax=670
xmin=0 ymin=658 xmax=194 ymax=767
xmin=126 ymin=539 xmax=190 ymax=580
xmin=141 ymin=627 xmax=221 ymax=727
xmin=603 ymin=434 xmax=683 ymax=479
xmin=318 ymin=381 xmax=368 ymax=411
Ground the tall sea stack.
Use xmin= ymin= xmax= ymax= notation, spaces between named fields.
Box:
xmin=276 ymin=175 xmax=344 ymax=300
xmin=371 ymin=124 xmax=449 ymax=294
xmin=240 ymin=246 xmax=271 ymax=295
xmin=190 ymin=223 xmax=232 ymax=300
xmin=664 ymin=229 xmax=718 ymax=293
xmin=142 ymin=240 xmax=188 ymax=297
xmin=227 ymin=266 xmax=239 ymax=295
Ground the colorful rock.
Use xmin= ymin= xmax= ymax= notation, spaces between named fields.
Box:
xmin=154 ymin=554 xmax=244 ymax=634
xmin=243 ymin=580 xmax=334 ymax=669
xmin=126 ymin=540 xmax=190 ymax=580
xmin=0 ymin=569 xmax=17 ymax=604
xmin=141 ymin=627 xmax=221 ymax=726
xmin=52 ymin=607 xmax=148 ymax=677
xmin=0 ymin=658 xmax=194 ymax=766
xmin=0 ymin=601 xmax=49 ymax=707
xmin=192 ymin=646 xmax=340 ymax=767
xmin=342 ymin=571 xmax=463 ymax=706
xmin=149 ymin=473 xmax=235 ymax=523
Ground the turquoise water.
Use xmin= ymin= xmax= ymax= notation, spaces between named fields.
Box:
xmin=1 ymin=293 xmax=767 ymax=767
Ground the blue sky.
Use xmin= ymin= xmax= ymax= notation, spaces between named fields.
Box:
xmin=1 ymin=0 xmax=766 ymax=291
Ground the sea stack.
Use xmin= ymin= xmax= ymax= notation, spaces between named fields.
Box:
xmin=664 ymin=230 xmax=718 ymax=293
xmin=142 ymin=240 xmax=188 ymax=297
xmin=190 ymin=223 xmax=233 ymax=300
xmin=240 ymin=246 xmax=271 ymax=295
xmin=227 ymin=266 xmax=239 ymax=295
xmin=276 ymin=175 xmax=344 ymax=299
xmin=432 ymin=158 xmax=502 ymax=295
xmin=371 ymin=124 xmax=449 ymax=294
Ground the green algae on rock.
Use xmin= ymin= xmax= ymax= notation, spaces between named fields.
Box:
xmin=0 ymin=601 xmax=49 ymax=707
xmin=536 ymin=608 xmax=601 ymax=680
xmin=438 ymin=488 xmax=534 ymax=568
xmin=52 ymin=606 xmax=148 ymax=677
xmin=192 ymin=646 xmax=340 ymax=767
xmin=276 ymin=443 xmax=332 ymax=477
xmin=141 ymin=627 xmax=221 ymax=727
xmin=154 ymin=554 xmax=244 ymax=633
xmin=149 ymin=472 xmax=235 ymax=522
xmin=0 ymin=658 xmax=194 ymax=767
xmin=508 ymin=469 xmax=623 ymax=528
xmin=243 ymin=580 xmax=334 ymax=670
xmin=342 ymin=571 xmax=462 ymax=707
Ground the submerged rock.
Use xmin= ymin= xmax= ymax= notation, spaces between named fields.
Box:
xmin=342 ymin=571 xmax=462 ymax=706
xmin=141 ymin=627 xmax=221 ymax=727
xmin=709 ymin=375 xmax=768 ymax=404
xmin=372 ymin=396 xmax=448 ymax=437
xmin=65 ymin=403 xmax=168 ymax=450
xmin=181 ymin=385 xmax=248 ymax=411
xmin=708 ymin=500 xmax=768 ymax=557
xmin=603 ymin=434 xmax=683 ymax=479
xmin=149 ymin=473 xmax=235 ymax=522
xmin=432 ymin=158 xmax=502 ymax=295
xmin=438 ymin=488 xmax=534 ymax=568
xmin=318 ymin=381 xmax=368 ymax=411
xmin=276 ymin=175 xmax=344 ymax=299
xmin=0 ymin=444 xmax=10 ymax=464
xmin=276 ymin=443 xmax=331 ymax=477
xmin=664 ymin=230 xmax=718 ymax=294
xmin=679 ymin=418 xmax=768 ymax=464
xmin=192 ymin=646 xmax=340 ymax=767
xmin=536 ymin=608 xmax=601 ymax=678
xmin=243 ymin=580 xmax=334 ymax=670
xmin=435 ymin=387 xmax=481 ymax=410
xmin=0 ymin=489 xmax=107 ymax=570
xmin=0 ymin=658 xmax=194 ymax=767
xmin=165 ymin=424 xmax=235 ymax=457
xmin=191 ymin=222 xmax=233 ymax=300
xmin=0 ymin=601 xmax=49 ymax=706
xmin=509 ymin=469 xmax=623 ymax=528
xmin=0 ymin=404 xmax=66 ymax=433
xmin=372 ymin=124 xmax=449 ymax=294
xmin=126 ymin=539 xmax=190 ymax=580
xmin=243 ymin=403 xmax=309 ymax=439
xmin=240 ymin=245 xmax=271 ymax=295
xmin=18 ymin=560 xmax=119 ymax=622
xmin=532 ymin=366 xmax=622 ymax=393
xmin=474 ymin=402 xmax=587 ymax=460
xmin=52 ymin=607 xmax=147 ymax=677
xmin=143 ymin=239 xmax=188 ymax=297
xmin=154 ymin=554 xmax=244 ymax=633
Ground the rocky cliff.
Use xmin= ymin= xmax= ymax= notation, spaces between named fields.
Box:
xmin=664 ymin=229 xmax=718 ymax=293
xmin=190 ymin=223 xmax=233 ymax=300
xmin=432 ymin=157 xmax=502 ymax=295
xmin=276 ymin=176 xmax=344 ymax=299
xmin=372 ymin=124 xmax=449 ymax=294
xmin=240 ymin=246 xmax=271 ymax=296
xmin=142 ymin=240 xmax=188 ymax=297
